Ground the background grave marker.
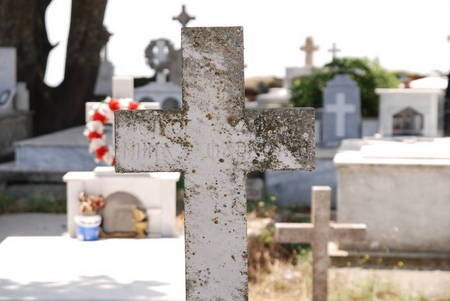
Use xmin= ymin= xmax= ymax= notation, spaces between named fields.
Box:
xmin=276 ymin=186 xmax=367 ymax=301
xmin=322 ymin=74 xmax=361 ymax=147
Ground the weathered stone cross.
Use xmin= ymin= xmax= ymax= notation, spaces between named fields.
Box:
xmin=300 ymin=36 xmax=319 ymax=68
xmin=115 ymin=27 xmax=315 ymax=300
xmin=275 ymin=186 xmax=367 ymax=301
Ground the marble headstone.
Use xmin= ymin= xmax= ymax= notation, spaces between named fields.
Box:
xmin=0 ymin=47 xmax=17 ymax=114
xmin=322 ymin=74 xmax=361 ymax=147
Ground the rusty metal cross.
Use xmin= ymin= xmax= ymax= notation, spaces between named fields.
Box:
xmin=115 ymin=27 xmax=315 ymax=300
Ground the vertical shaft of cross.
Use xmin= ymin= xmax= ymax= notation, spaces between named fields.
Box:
xmin=111 ymin=77 xmax=134 ymax=150
xmin=312 ymin=186 xmax=331 ymax=301
xmin=334 ymin=94 xmax=346 ymax=137
xmin=182 ymin=27 xmax=248 ymax=301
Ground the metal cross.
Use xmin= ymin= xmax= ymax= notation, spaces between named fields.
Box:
xmin=172 ymin=5 xmax=196 ymax=27
xmin=328 ymin=42 xmax=341 ymax=60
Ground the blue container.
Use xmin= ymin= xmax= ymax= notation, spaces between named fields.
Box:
xmin=76 ymin=225 xmax=100 ymax=241
xmin=74 ymin=215 xmax=102 ymax=241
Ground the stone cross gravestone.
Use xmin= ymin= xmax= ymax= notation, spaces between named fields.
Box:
xmin=0 ymin=47 xmax=17 ymax=114
xmin=276 ymin=186 xmax=367 ymax=301
xmin=115 ymin=27 xmax=315 ymax=300
xmin=300 ymin=36 xmax=319 ymax=68
xmin=322 ymin=74 xmax=361 ymax=147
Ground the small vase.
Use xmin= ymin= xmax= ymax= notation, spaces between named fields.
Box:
xmin=74 ymin=215 xmax=102 ymax=241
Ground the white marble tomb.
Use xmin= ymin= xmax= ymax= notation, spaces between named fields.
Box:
xmin=64 ymin=167 xmax=180 ymax=238
xmin=334 ymin=137 xmax=450 ymax=253
xmin=377 ymin=88 xmax=444 ymax=137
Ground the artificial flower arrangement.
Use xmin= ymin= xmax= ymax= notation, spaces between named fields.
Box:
xmin=75 ymin=192 xmax=107 ymax=241
xmin=84 ymin=97 xmax=141 ymax=165
xmin=78 ymin=192 xmax=106 ymax=215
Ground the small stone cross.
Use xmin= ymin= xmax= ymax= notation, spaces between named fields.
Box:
xmin=300 ymin=36 xmax=319 ymax=68
xmin=115 ymin=27 xmax=315 ymax=300
xmin=275 ymin=186 xmax=367 ymax=301
xmin=325 ymin=92 xmax=356 ymax=137
xmin=172 ymin=5 xmax=196 ymax=28
xmin=328 ymin=42 xmax=341 ymax=60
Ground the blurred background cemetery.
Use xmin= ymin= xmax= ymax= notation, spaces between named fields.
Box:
xmin=0 ymin=0 xmax=449 ymax=300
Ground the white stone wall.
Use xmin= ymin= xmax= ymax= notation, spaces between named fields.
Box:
xmin=336 ymin=163 xmax=450 ymax=252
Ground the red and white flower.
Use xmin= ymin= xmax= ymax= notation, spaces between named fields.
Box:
xmin=84 ymin=97 xmax=140 ymax=165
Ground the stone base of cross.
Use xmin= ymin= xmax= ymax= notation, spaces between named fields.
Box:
xmin=275 ymin=186 xmax=367 ymax=301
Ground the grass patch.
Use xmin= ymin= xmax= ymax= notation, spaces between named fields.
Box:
xmin=250 ymin=257 xmax=449 ymax=301
xmin=247 ymin=215 xmax=449 ymax=301
xmin=0 ymin=193 xmax=66 ymax=214
xmin=247 ymin=193 xmax=278 ymax=218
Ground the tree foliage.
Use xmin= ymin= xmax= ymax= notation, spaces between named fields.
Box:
xmin=290 ymin=58 xmax=399 ymax=117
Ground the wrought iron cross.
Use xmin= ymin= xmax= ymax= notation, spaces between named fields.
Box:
xmin=328 ymin=42 xmax=341 ymax=60
xmin=172 ymin=5 xmax=196 ymax=27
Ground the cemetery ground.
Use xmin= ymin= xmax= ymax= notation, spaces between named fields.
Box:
xmin=0 ymin=194 xmax=449 ymax=301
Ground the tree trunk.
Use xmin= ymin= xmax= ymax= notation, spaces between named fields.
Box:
xmin=58 ymin=0 xmax=110 ymax=130
xmin=0 ymin=0 xmax=109 ymax=135
xmin=445 ymin=72 xmax=450 ymax=136
xmin=0 ymin=0 xmax=52 ymax=134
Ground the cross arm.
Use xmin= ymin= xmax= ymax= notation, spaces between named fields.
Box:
xmin=244 ymin=108 xmax=315 ymax=172
xmin=275 ymin=222 xmax=314 ymax=243
xmin=329 ymin=223 xmax=367 ymax=243
xmin=114 ymin=109 xmax=189 ymax=173
xmin=275 ymin=222 xmax=367 ymax=244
